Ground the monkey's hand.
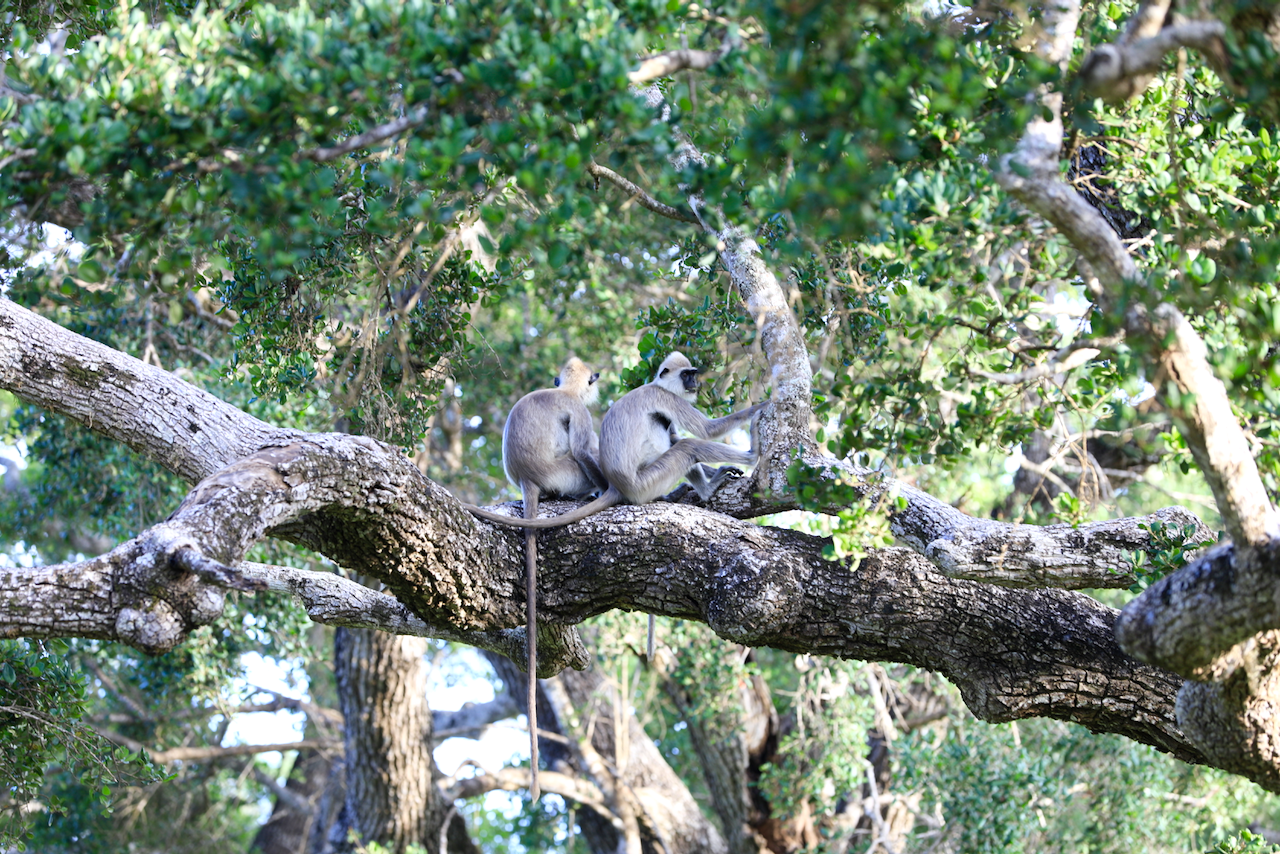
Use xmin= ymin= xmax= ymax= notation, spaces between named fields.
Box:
xmin=661 ymin=483 xmax=700 ymax=503
xmin=671 ymin=464 xmax=746 ymax=503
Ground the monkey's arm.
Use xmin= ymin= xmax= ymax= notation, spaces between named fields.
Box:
xmin=659 ymin=393 xmax=736 ymax=439
xmin=700 ymin=401 xmax=769 ymax=440
xmin=568 ymin=409 xmax=607 ymax=490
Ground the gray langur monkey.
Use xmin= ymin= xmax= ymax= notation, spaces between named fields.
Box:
xmin=462 ymin=357 xmax=606 ymax=800
xmin=465 ymin=350 xmax=766 ymax=665
xmin=466 ymin=351 xmax=767 ymax=532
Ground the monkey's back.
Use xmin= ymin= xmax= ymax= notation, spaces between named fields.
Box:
xmin=599 ymin=386 xmax=680 ymax=494
xmin=502 ymin=388 xmax=596 ymax=497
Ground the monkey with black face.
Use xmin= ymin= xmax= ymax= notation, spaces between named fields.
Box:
xmin=467 ymin=351 xmax=767 ymax=526
xmin=466 ymin=352 xmax=766 ymax=743
xmin=464 ymin=357 xmax=606 ymax=800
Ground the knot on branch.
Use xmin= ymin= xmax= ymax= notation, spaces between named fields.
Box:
xmin=704 ymin=542 xmax=807 ymax=644
xmin=116 ymin=598 xmax=187 ymax=655
xmin=519 ymin=624 xmax=590 ymax=677
xmin=170 ymin=545 xmax=268 ymax=594
xmin=110 ymin=530 xmax=270 ymax=654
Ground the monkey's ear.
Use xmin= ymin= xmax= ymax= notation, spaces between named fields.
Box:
xmin=659 ymin=368 xmax=669 ymax=377
xmin=554 ymin=377 xmax=561 ymax=387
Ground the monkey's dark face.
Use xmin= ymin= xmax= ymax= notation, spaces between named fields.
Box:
xmin=680 ymin=368 xmax=700 ymax=393
xmin=590 ymin=372 xmax=600 ymax=385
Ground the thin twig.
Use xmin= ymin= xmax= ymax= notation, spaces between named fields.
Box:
xmin=302 ymin=104 xmax=430 ymax=162
xmin=586 ymin=161 xmax=698 ymax=222
xmin=0 ymin=148 xmax=36 ymax=172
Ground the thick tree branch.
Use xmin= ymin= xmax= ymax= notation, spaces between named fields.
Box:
xmin=713 ymin=223 xmax=816 ymax=484
xmin=628 ymin=49 xmax=723 ymax=84
xmin=1081 ymin=19 xmax=1225 ymax=102
xmin=0 ymin=297 xmax=296 ymax=483
xmin=519 ymin=507 xmax=1204 ymax=769
xmin=886 ymin=494 xmax=1210 ymax=589
xmin=1175 ymin=632 xmax=1280 ymax=792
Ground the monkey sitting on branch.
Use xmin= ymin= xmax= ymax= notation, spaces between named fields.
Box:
xmin=466 ymin=351 xmax=767 ymax=531
xmin=466 ymin=356 xmax=606 ymax=800
xmin=465 ymin=350 xmax=766 ymax=700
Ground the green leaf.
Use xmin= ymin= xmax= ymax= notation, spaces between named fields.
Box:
xmin=65 ymin=145 xmax=86 ymax=175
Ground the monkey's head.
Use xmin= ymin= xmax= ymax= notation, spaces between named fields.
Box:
xmin=555 ymin=357 xmax=601 ymax=405
xmin=654 ymin=351 xmax=700 ymax=400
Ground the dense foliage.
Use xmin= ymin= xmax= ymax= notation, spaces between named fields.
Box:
xmin=6 ymin=0 xmax=1280 ymax=849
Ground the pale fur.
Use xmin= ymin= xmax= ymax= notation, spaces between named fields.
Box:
xmin=464 ymin=356 xmax=605 ymax=800
xmin=465 ymin=351 xmax=766 ymax=530
xmin=463 ymin=353 xmax=766 ymax=753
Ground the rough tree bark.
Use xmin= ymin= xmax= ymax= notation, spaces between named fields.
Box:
xmin=4 ymin=0 xmax=1280 ymax=798
xmin=329 ymin=628 xmax=474 ymax=854
xmin=995 ymin=0 xmax=1280 ymax=791
xmin=0 ymin=285 xmax=1245 ymax=784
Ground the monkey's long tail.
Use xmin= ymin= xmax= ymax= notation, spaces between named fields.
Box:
xmin=518 ymin=482 xmax=544 ymax=801
xmin=464 ymin=487 xmax=623 ymax=529
xmin=526 ymin=525 xmax=540 ymax=801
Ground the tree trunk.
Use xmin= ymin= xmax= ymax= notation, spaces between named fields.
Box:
xmin=331 ymin=627 xmax=474 ymax=854
xmin=251 ymin=748 xmax=341 ymax=854
xmin=486 ymin=651 xmax=727 ymax=854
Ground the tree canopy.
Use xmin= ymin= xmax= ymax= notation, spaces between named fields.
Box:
xmin=5 ymin=0 xmax=1280 ymax=851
